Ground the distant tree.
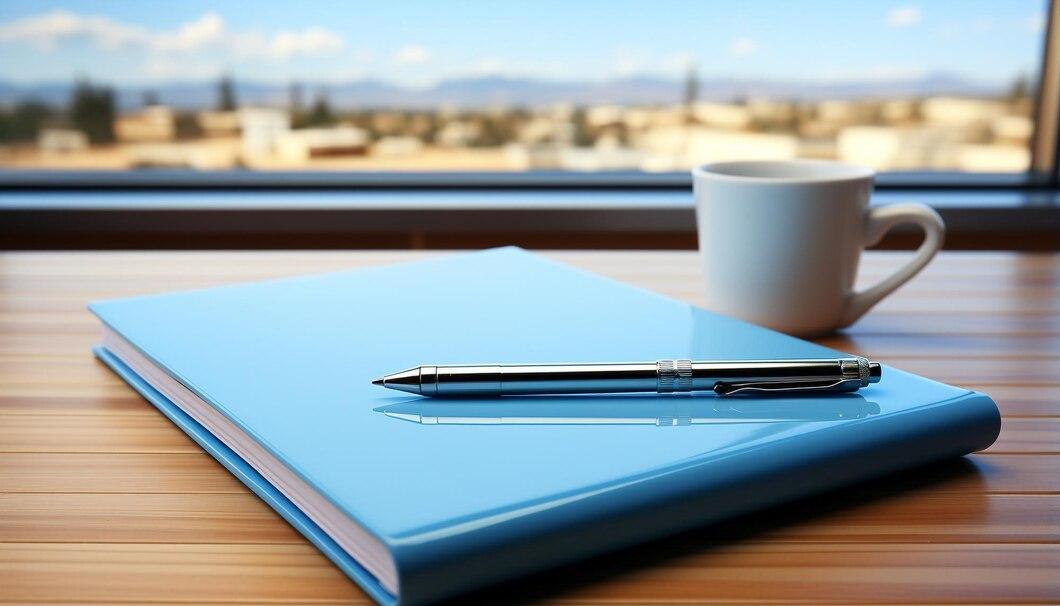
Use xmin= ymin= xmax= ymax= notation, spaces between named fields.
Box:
xmin=0 ymin=100 xmax=55 ymax=142
xmin=217 ymin=75 xmax=237 ymax=111
xmin=683 ymin=64 xmax=700 ymax=125
xmin=464 ymin=110 xmax=528 ymax=147
xmin=683 ymin=64 xmax=699 ymax=107
xmin=142 ymin=90 xmax=160 ymax=107
xmin=1008 ymin=73 xmax=1031 ymax=101
xmin=570 ymin=107 xmax=594 ymax=146
xmin=69 ymin=80 xmax=115 ymax=144
xmin=304 ymin=91 xmax=335 ymax=126
xmin=289 ymin=82 xmax=305 ymax=115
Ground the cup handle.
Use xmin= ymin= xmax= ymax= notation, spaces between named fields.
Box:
xmin=841 ymin=202 xmax=945 ymax=328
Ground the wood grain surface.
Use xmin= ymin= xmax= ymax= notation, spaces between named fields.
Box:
xmin=1 ymin=250 xmax=1058 ymax=605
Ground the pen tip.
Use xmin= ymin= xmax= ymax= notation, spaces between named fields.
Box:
xmin=372 ymin=378 xmax=384 ymax=386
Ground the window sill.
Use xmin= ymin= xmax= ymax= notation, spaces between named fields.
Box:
xmin=2 ymin=188 xmax=1058 ymax=251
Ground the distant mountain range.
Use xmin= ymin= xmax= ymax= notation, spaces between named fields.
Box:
xmin=0 ymin=72 xmax=1006 ymax=111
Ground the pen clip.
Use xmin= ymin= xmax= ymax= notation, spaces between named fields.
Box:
xmin=713 ymin=378 xmax=857 ymax=396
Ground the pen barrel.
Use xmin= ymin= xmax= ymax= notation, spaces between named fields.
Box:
xmin=425 ymin=358 xmax=868 ymax=396
xmin=431 ymin=363 xmax=660 ymax=396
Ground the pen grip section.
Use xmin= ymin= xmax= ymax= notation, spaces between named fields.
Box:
xmin=433 ymin=363 xmax=659 ymax=395
xmin=499 ymin=363 xmax=658 ymax=395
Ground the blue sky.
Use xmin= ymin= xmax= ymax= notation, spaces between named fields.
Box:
xmin=0 ymin=1 xmax=1047 ymax=86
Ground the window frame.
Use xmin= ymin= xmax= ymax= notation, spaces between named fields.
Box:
xmin=1033 ymin=0 xmax=1060 ymax=184
xmin=3 ymin=0 xmax=1059 ymax=191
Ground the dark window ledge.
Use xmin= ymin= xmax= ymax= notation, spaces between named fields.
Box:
xmin=0 ymin=169 xmax=1055 ymax=191
xmin=2 ymin=188 xmax=1058 ymax=251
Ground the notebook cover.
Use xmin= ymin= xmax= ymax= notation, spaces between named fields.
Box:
xmin=90 ymin=247 xmax=1000 ymax=605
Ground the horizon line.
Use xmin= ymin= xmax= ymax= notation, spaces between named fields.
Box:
xmin=0 ymin=68 xmax=1020 ymax=90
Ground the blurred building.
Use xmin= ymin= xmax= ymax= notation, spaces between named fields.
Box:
xmin=506 ymin=143 xmax=644 ymax=171
xmin=956 ymin=144 xmax=1030 ymax=172
xmin=115 ymin=106 xmax=176 ymax=142
xmin=621 ymin=108 xmax=655 ymax=130
xmin=585 ymin=105 xmax=624 ymax=128
xmin=197 ymin=111 xmax=242 ymax=137
xmin=518 ymin=116 xmax=566 ymax=144
xmin=558 ymin=146 xmax=644 ymax=171
xmin=239 ymin=108 xmax=291 ymax=157
xmin=126 ymin=142 xmax=238 ymax=170
xmin=881 ymin=99 xmax=918 ymax=124
xmin=373 ymin=136 xmax=423 ymax=156
xmin=371 ymin=112 xmax=408 ymax=135
xmin=274 ymin=127 xmax=370 ymax=162
xmin=635 ymin=126 xmax=799 ymax=169
xmin=816 ymin=100 xmax=878 ymax=125
xmin=37 ymin=128 xmax=88 ymax=154
xmin=691 ymin=102 xmax=752 ymax=130
xmin=747 ymin=99 xmax=795 ymax=124
xmin=921 ymin=97 xmax=1007 ymax=127
xmin=436 ymin=121 xmax=482 ymax=147
xmin=837 ymin=125 xmax=961 ymax=169
xmin=991 ymin=115 xmax=1034 ymax=144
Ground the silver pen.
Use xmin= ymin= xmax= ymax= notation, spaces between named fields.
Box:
xmin=373 ymin=357 xmax=882 ymax=397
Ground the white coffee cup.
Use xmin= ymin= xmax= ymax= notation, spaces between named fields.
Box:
xmin=692 ymin=160 xmax=944 ymax=337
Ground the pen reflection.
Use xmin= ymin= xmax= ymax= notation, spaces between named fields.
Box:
xmin=374 ymin=394 xmax=880 ymax=426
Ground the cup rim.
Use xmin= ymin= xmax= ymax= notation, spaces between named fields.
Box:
xmin=693 ymin=159 xmax=875 ymax=184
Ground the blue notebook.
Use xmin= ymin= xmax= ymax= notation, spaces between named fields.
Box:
xmin=90 ymin=247 xmax=1000 ymax=605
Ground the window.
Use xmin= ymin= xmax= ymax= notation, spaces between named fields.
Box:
xmin=0 ymin=1 xmax=1051 ymax=176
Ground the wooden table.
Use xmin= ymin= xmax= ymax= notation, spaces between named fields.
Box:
xmin=2 ymin=251 xmax=1058 ymax=604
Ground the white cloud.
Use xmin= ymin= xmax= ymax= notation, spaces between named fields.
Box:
xmin=0 ymin=9 xmax=148 ymax=51
xmin=0 ymin=9 xmax=345 ymax=62
xmin=393 ymin=45 xmax=430 ymax=65
xmin=1027 ymin=12 xmax=1046 ymax=33
xmin=887 ymin=6 xmax=922 ymax=28
xmin=729 ymin=37 xmax=756 ymax=57
xmin=270 ymin=28 xmax=343 ymax=59
xmin=153 ymin=12 xmax=225 ymax=52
